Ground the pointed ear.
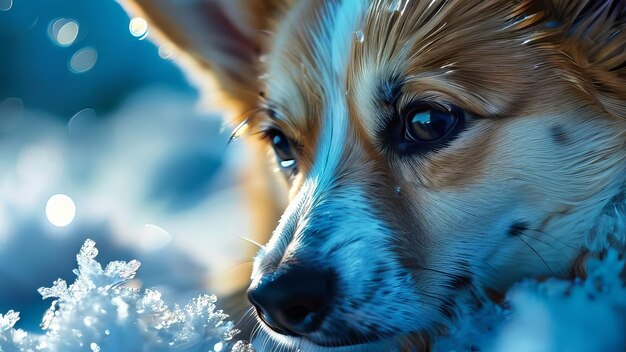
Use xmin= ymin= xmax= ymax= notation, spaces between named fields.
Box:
xmin=535 ymin=0 xmax=626 ymax=119
xmin=119 ymin=0 xmax=288 ymax=120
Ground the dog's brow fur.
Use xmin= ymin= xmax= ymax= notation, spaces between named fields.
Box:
xmin=269 ymin=0 xmax=626 ymax=123
xmin=268 ymin=0 xmax=626 ymax=152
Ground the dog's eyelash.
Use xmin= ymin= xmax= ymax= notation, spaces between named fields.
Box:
xmin=257 ymin=127 xmax=281 ymax=142
xmin=257 ymin=126 xmax=305 ymax=151
xmin=396 ymin=93 xmax=451 ymax=113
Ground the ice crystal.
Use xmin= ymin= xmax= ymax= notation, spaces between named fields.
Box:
xmin=0 ymin=311 xmax=20 ymax=332
xmin=231 ymin=341 xmax=255 ymax=352
xmin=0 ymin=239 xmax=252 ymax=351
xmin=353 ymin=30 xmax=365 ymax=43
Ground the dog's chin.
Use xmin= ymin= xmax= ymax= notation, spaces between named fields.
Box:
xmin=251 ymin=326 xmax=404 ymax=352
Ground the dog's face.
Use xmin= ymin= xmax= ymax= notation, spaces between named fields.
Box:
xmin=123 ymin=0 xmax=625 ymax=350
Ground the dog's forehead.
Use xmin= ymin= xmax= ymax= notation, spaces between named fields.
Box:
xmin=264 ymin=1 xmax=367 ymax=131
xmin=264 ymin=0 xmax=544 ymax=140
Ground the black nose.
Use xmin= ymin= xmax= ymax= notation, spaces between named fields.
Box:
xmin=247 ymin=266 xmax=334 ymax=336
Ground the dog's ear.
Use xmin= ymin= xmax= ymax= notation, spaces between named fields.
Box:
xmin=119 ymin=0 xmax=289 ymax=119
xmin=533 ymin=0 xmax=626 ymax=119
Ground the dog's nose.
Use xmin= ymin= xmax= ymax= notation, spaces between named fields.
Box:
xmin=247 ymin=266 xmax=334 ymax=336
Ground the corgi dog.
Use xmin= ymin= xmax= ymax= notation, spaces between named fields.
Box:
xmin=121 ymin=0 xmax=625 ymax=350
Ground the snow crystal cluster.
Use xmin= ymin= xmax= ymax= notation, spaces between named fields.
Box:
xmin=436 ymin=250 xmax=626 ymax=352
xmin=0 ymin=240 xmax=254 ymax=352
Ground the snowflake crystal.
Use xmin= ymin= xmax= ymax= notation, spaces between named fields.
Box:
xmin=0 ymin=239 xmax=254 ymax=352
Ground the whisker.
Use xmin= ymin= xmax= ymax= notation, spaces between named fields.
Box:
xmin=217 ymin=259 xmax=255 ymax=276
xmin=512 ymin=233 xmax=555 ymax=274
xmin=240 ymin=236 xmax=264 ymax=249
xmin=511 ymin=229 xmax=572 ymax=266
xmin=249 ymin=318 xmax=263 ymax=343
xmin=228 ymin=118 xmax=251 ymax=143
xmin=523 ymin=227 xmax=578 ymax=250
xmin=227 ymin=106 xmax=275 ymax=144
xmin=403 ymin=264 xmax=484 ymax=301
xmin=234 ymin=306 xmax=256 ymax=331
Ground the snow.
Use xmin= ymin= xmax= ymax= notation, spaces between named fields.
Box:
xmin=0 ymin=239 xmax=252 ymax=352
xmin=435 ymin=250 xmax=626 ymax=352
xmin=1 ymin=238 xmax=624 ymax=351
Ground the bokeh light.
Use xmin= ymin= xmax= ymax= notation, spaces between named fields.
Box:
xmin=45 ymin=194 xmax=76 ymax=227
xmin=68 ymin=108 xmax=98 ymax=134
xmin=140 ymin=224 xmax=172 ymax=251
xmin=213 ymin=342 xmax=223 ymax=352
xmin=129 ymin=17 xmax=148 ymax=39
xmin=0 ymin=98 xmax=24 ymax=133
xmin=158 ymin=45 xmax=174 ymax=59
xmin=0 ymin=0 xmax=12 ymax=12
xmin=69 ymin=47 xmax=98 ymax=73
xmin=48 ymin=18 xmax=80 ymax=47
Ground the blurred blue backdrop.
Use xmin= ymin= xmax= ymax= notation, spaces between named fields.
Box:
xmin=0 ymin=0 xmax=195 ymax=117
xmin=0 ymin=0 xmax=253 ymax=332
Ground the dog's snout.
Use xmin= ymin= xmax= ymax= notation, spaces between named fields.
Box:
xmin=247 ymin=266 xmax=334 ymax=336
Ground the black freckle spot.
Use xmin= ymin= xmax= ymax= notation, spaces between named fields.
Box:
xmin=450 ymin=275 xmax=473 ymax=290
xmin=550 ymin=125 xmax=569 ymax=144
xmin=440 ymin=303 xmax=455 ymax=319
xmin=259 ymin=91 xmax=265 ymax=98
xmin=508 ymin=221 xmax=529 ymax=237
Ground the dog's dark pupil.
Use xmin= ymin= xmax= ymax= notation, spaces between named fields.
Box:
xmin=408 ymin=108 xmax=456 ymax=142
xmin=271 ymin=131 xmax=295 ymax=167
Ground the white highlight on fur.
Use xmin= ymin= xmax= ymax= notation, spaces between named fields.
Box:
xmin=253 ymin=326 xmax=400 ymax=352
xmin=308 ymin=0 xmax=366 ymax=189
xmin=388 ymin=0 xmax=410 ymax=15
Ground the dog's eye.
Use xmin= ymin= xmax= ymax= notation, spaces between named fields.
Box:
xmin=385 ymin=103 xmax=466 ymax=155
xmin=266 ymin=129 xmax=297 ymax=171
xmin=404 ymin=105 xmax=461 ymax=143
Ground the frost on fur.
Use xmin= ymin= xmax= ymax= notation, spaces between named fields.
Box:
xmin=435 ymin=250 xmax=626 ymax=352
xmin=0 ymin=239 xmax=253 ymax=352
